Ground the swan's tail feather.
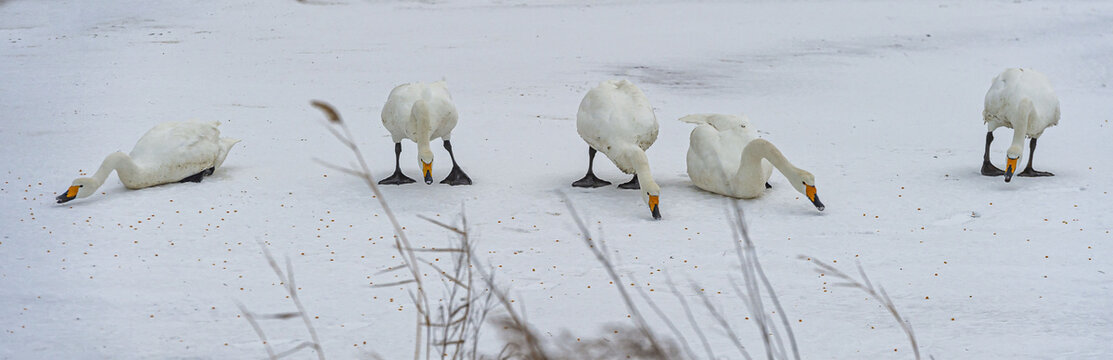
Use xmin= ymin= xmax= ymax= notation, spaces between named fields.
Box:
xmin=210 ymin=121 xmax=222 ymax=128
xmin=679 ymin=114 xmax=714 ymax=125
xmin=680 ymin=113 xmax=750 ymax=131
xmin=213 ymin=138 xmax=241 ymax=170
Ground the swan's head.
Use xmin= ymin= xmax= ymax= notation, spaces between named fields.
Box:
xmin=641 ymin=182 xmax=662 ymax=220
xmin=1004 ymin=145 xmax=1022 ymax=183
xmin=55 ymin=177 xmax=100 ymax=204
xmin=418 ymin=148 xmax=434 ymax=185
xmin=790 ymin=170 xmax=824 ymax=211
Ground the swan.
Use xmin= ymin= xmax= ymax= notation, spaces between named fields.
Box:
xmin=572 ymin=79 xmax=661 ymax=219
xmin=981 ymin=68 xmax=1060 ymax=182
xmin=379 ymin=80 xmax=471 ymax=186
xmin=682 ymin=113 xmax=824 ymax=211
xmin=56 ymin=121 xmax=240 ymax=203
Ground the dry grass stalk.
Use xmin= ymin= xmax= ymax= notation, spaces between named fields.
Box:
xmin=428 ymin=212 xmax=547 ymax=360
xmin=418 ymin=211 xmax=504 ymax=360
xmin=238 ymin=240 xmax=325 ymax=360
xmin=800 ymin=255 xmax=922 ymax=360
xmin=725 ymin=202 xmax=800 ymax=360
xmin=311 ymin=100 xmax=434 ymax=359
xmin=663 ymin=272 xmax=715 ymax=360
xmin=560 ymin=193 xmax=674 ymax=360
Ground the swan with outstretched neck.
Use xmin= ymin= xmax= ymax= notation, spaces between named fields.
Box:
xmin=572 ymin=79 xmax=661 ymax=219
xmin=56 ymin=121 xmax=240 ymax=203
xmin=682 ymin=113 xmax=823 ymax=211
xmin=981 ymin=68 xmax=1060 ymax=182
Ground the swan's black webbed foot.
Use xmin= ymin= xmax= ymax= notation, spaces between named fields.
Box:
xmin=618 ymin=175 xmax=640 ymax=189
xmin=179 ymin=171 xmax=206 ymax=183
xmin=440 ymin=165 xmax=472 ymax=186
xmin=573 ymin=173 xmax=611 ymax=188
xmin=1016 ymin=138 xmax=1052 ymax=177
xmin=980 ymin=160 xmax=1005 ymax=176
xmin=379 ymin=170 xmax=416 ymax=185
xmin=573 ymin=147 xmax=612 ymax=188
xmin=1017 ymin=168 xmax=1054 ymax=177
xmin=765 ymin=182 xmax=772 ymax=189
xmin=380 ymin=142 xmax=415 ymax=185
xmin=203 ymin=167 xmax=215 ymax=176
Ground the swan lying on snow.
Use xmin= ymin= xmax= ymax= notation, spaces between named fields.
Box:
xmin=56 ymin=121 xmax=240 ymax=203
xmin=981 ymin=68 xmax=1060 ymax=182
xmin=682 ymin=113 xmax=824 ymax=211
xmin=379 ymin=80 xmax=472 ymax=186
xmin=573 ymin=79 xmax=662 ymax=219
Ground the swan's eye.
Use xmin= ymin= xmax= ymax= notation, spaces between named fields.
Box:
xmin=79 ymin=185 xmax=84 ymax=188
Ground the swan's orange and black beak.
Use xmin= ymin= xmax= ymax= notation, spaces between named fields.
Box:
xmin=422 ymin=161 xmax=433 ymax=185
xmin=648 ymin=195 xmax=661 ymax=220
xmin=806 ymin=185 xmax=824 ymax=211
xmin=1004 ymin=157 xmax=1018 ymax=183
xmin=56 ymin=185 xmax=79 ymax=204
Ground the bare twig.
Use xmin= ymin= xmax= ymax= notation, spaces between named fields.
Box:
xmin=631 ymin=275 xmax=697 ymax=360
xmin=238 ymin=240 xmax=325 ymax=360
xmin=311 ymin=101 xmax=431 ymax=360
xmin=236 ymin=302 xmax=277 ymax=359
xmin=664 ymin=271 xmax=715 ymax=360
xmin=801 ymin=255 xmax=922 ymax=360
xmin=561 ymin=192 xmax=670 ymax=359
xmin=726 ymin=202 xmax=799 ymax=360
xmin=692 ymin=281 xmax=753 ymax=360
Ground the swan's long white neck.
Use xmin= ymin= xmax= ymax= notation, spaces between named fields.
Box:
xmin=411 ymin=100 xmax=435 ymax=161
xmin=630 ymin=150 xmax=657 ymax=191
xmin=86 ymin=152 xmax=140 ymax=192
xmin=1007 ymin=100 xmax=1032 ymax=160
xmin=611 ymin=144 xmax=659 ymax=192
xmin=735 ymin=139 xmax=801 ymax=193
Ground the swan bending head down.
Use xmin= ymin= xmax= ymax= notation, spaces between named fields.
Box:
xmin=56 ymin=177 xmax=102 ymax=203
xmin=788 ymin=168 xmax=823 ymax=211
xmin=682 ymin=113 xmax=824 ymax=211
xmin=642 ymin=180 xmax=662 ymax=220
xmin=412 ymin=100 xmax=437 ymax=184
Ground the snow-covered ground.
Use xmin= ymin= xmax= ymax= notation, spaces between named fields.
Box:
xmin=2 ymin=0 xmax=1111 ymax=358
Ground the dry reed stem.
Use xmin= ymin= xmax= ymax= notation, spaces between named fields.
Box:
xmin=726 ymin=202 xmax=799 ymax=360
xmin=664 ymin=271 xmax=715 ymax=360
xmin=561 ymin=192 xmax=670 ymax=359
xmin=801 ymin=255 xmax=922 ymax=360
xmin=237 ymin=240 xmax=325 ymax=360
xmin=312 ymin=100 xmax=432 ymax=359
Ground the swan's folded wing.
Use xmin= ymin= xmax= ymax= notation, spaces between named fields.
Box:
xmin=686 ymin=124 xmax=732 ymax=194
xmin=131 ymin=121 xmax=221 ymax=171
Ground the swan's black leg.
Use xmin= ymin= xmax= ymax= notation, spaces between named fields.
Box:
xmin=618 ymin=174 xmax=640 ymax=189
xmin=1018 ymin=138 xmax=1054 ymax=177
xmin=203 ymin=167 xmax=215 ymax=176
xmin=981 ymin=131 xmax=1005 ymax=176
xmin=572 ymin=147 xmax=611 ymax=188
xmin=439 ymin=140 xmax=472 ymax=186
xmin=765 ymin=182 xmax=772 ymax=189
xmin=179 ymin=171 xmax=206 ymax=183
xmin=379 ymin=142 xmax=416 ymax=185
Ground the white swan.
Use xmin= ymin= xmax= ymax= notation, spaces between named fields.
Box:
xmin=379 ymin=80 xmax=471 ymax=186
xmin=981 ymin=68 xmax=1060 ymax=182
xmin=56 ymin=121 xmax=240 ymax=203
xmin=682 ymin=113 xmax=824 ymax=211
xmin=573 ymin=79 xmax=662 ymax=219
